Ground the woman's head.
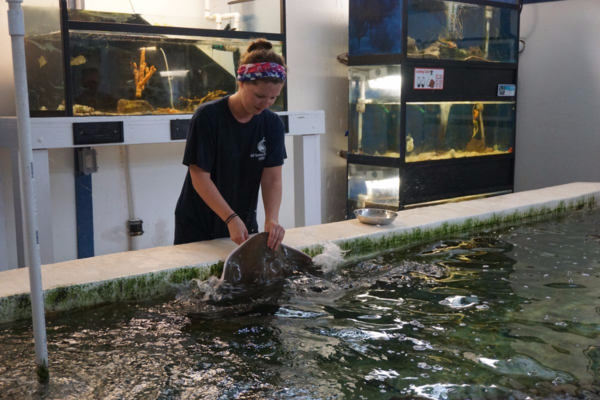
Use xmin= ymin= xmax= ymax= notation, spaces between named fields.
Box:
xmin=237 ymin=39 xmax=287 ymax=85
xmin=235 ymin=39 xmax=286 ymax=115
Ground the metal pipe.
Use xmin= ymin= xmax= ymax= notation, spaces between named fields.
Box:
xmin=6 ymin=0 xmax=49 ymax=383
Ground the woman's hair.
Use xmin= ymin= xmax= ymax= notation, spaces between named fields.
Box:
xmin=239 ymin=38 xmax=287 ymax=84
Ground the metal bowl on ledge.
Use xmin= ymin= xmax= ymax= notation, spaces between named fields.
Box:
xmin=354 ymin=208 xmax=398 ymax=226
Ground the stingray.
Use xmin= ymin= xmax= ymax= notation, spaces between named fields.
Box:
xmin=221 ymin=232 xmax=321 ymax=285
xmin=188 ymin=233 xmax=321 ymax=316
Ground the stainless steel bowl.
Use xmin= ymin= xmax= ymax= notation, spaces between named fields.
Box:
xmin=354 ymin=208 xmax=398 ymax=225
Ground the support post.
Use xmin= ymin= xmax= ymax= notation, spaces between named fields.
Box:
xmin=6 ymin=0 xmax=49 ymax=383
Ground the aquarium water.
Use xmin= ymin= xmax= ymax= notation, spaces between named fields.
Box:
xmin=1 ymin=209 xmax=599 ymax=399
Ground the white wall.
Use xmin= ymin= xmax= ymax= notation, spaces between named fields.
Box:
xmin=515 ymin=0 xmax=600 ymax=191
xmin=82 ymin=0 xmax=281 ymax=33
xmin=286 ymin=0 xmax=349 ymax=223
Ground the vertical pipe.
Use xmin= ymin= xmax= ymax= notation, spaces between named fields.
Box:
xmin=10 ymin=147 xmax=26 ymax=268
xmin=357 ymin=75 xmax=366 ymax=152
xmin=204 ymin=0 xmax=211 ymax=19
xmin=484 ymin=6 xmax=492 ymax=59
xmin=6 ymin=0 xmax=49 ymax=383
xmin=446 ymin=2 xmax=452 ymax=36
xmin=120 ymin=145 xmax=141 ymax=251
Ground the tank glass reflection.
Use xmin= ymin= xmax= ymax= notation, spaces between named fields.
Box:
xmin=23 ymin=5 xmax=66 ymax=116
xmin=349 ymin=0 xmax=403 ymax=57
xmin=349 ymin=66 xmax=401 ymax=157
xmin=406 ymin=101 xmax=515 ymax=162
xmin=407 ymin=0 xmax=518 ymax=63
xmin=67 ymin=0 xmax=283 ymax=34
xmin=348 ymin=163 xmax=400 ymax=213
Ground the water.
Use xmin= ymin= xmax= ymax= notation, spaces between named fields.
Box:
xmin=1 ymin=209 xmax=599 ymax=399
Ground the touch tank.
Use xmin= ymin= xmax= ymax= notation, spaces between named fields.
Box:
xmin=23 ymin=0 xmax=286 ymax=117
xmin=346 ymin=0 xmax=520 ymax=214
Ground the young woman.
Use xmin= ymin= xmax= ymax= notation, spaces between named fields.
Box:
xmin=174 ymin=39 xmax=287 ymax=250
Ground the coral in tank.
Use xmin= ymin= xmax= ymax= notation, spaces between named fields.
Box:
xmin=132 ymin=48 xmax=157 ymax=98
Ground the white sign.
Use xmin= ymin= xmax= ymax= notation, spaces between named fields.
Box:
xmin=498 ymin=84 xmax=516 ymax=97
xmin=414 ymin=68 xmax=444 ymax=90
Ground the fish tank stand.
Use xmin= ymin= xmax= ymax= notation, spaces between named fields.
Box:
xmin=346 ymin=0 xmax=520 ymax=216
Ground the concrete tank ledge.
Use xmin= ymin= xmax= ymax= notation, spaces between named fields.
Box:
xmin=1 ymin=182 xmax=599 ymax=323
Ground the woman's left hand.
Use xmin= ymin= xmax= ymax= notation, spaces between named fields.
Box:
xmin=265 ymin=219 xmax=285 ymax=250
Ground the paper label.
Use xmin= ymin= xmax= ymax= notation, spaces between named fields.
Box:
xmin=498 ymin=84 xmax=516 ymax=97
xmin=414 ymin=68 xmax=444 ymax=90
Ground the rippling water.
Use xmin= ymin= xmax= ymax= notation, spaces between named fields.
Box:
xmin=1 ymin=209 xmax=599 ymax=399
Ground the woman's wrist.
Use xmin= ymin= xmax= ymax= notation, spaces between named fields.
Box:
xmin=224 ymin=212 xmax=238 ymax=225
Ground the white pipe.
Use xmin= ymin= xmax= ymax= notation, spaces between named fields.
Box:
xmin=6 ymin=0 xmax=49 ymax=382
xmin=484 ymin=6 xmax=493 ymax=59
xmin=159 ymin=48 xmax=174 ymax=109
xmin=205 ymin=0 xmax=240 ymax=30
xmin=357 ymin=75 xmax=366 ymax=152
xmin=220 ymin=12 xmax=240 ymax=30
xmin=204 ymin=0 xmax=211 ymax=19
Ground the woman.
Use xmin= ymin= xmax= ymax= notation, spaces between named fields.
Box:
xmin=174 ymin=39 xmax=287 ymax=250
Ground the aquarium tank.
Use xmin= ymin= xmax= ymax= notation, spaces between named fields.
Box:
xmin=407 ymin=0 xmax=519 ymax=63
xmin=406 ymin=101 xmax=516 ymax=162
xmin=348 ymin=0 xmax=403 ymax=59
xmin=348 ymin=65 xmax=402 ymax=157
xmin=23 ymin=0 xmax=286 ymax=117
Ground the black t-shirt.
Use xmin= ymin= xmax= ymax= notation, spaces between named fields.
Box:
xmin=174 ymin=95 xmax=286 ymax=245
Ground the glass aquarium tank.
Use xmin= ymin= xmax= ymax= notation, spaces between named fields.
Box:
xmin=23 ymin=0 xmax=285 ymax=117
xmin=348 ymin=65 xmax=401 ymax=157
xmin=348 ymin=163 xmax=400 ymax=213
xmin=23 ymin=2 xmax=64 ymax=116
xmin=349 ymin=0 xmax=403 ymax=58
xmin=406 ymin=101 xmax=515 ymax=162
xmin=407 ymin=0 xmax=518 ymax=63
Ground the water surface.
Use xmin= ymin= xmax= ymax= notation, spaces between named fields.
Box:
xmin=1 ymin=209 xmax=599 ymax=399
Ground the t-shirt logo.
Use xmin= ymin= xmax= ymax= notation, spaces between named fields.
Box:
xmin=251 ymin=137 xmax=267 ymax=161
xmin=257 ymin=138 xmax=266 ymax=154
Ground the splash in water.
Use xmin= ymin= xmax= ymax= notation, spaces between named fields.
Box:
xmin=312 ymin=241 xmax=347 ymax=273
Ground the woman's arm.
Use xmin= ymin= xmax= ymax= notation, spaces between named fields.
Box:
xmin=189 ymin=164 xmax=248 ymax=245
xmin=261 ymin=165 xmax=285 ymax=250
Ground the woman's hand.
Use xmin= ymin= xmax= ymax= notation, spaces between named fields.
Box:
xmin=265 ymin=219 xmax=285 ymax=250
xmin=228 ymin=216 xmax=249 ymax=245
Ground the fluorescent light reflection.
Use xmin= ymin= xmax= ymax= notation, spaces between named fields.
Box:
xmin=365 ymin=177 xmax=400 ymax=197
xmin=159 ymin=70 xmax=190 ymax=78
xmin=368 ymin=75 xmax=401 ymax=90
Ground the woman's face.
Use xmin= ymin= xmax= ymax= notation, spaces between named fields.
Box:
xmin=238 ymin=80 xmax=284 ymax=115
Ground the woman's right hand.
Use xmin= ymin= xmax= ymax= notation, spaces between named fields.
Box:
xmin=228 ymin=216 xmax=249 ymax=245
